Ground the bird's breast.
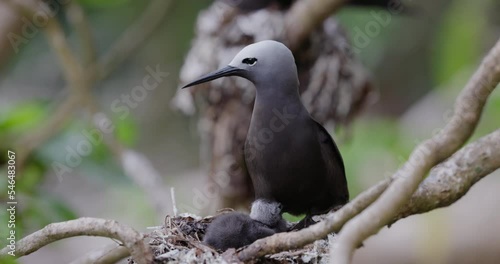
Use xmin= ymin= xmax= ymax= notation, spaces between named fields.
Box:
xmin=244 ymin=113 xmax=327 ymax=199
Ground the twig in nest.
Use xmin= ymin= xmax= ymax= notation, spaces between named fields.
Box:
xmin=171 ymin=187 xmax=178 ymax=217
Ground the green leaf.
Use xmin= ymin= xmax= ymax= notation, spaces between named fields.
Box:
xmin=114 ymin=116 xmax=137 ymax=146
xmin=283 ymin=213 xmax=304 ymax=222
xmin=0 ymin=101 xmax=48 ymax=134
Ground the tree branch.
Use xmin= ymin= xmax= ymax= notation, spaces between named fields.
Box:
xmin=5 ymin=129 xmax=499 ymax=263
xmin=395 ymin=128 xmax=500 ymax=221
xmin=331 ymin=38 xmax=500 ymax=263
xmin=8 ymin=0 xmax=172 ymax=217
xmin=6 ymin=0 xmax=84 ymax=170
xmin=0 ymin=218 xmax=153 ymax=264
xmin=12 ymin=0 xmax=171 ymax=172
xmin=65 ymin=2 xmax=97 ymax=68
xmin=57 ymin=1 xmax=172 ymax=217
xmin=285 ymin=0 xmax=346 ymax=50
xmin=95 ymin=0 xmax=173 ymax=80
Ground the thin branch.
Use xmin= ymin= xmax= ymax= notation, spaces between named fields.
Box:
xmin=12 ymin=0 xmax=172 ymax=172
xmin=331 ymin=38 xmax=500 ymax=263
xmin=0 ymin=1 xmax=29 ymax=69
xmin=65 ymin=2 xmax=97 ymax=68
xmin=7 ymin=0 xmax=172 ymax=217
xmin=68 ymin=244 xmax=130 ymax=264
xmin=6 ymin=0 xmax=83 ymax=170
xmin=95 ymin=0 xmax=173 ymax=80
xmin=395 ymin=128 xmax=500 ymax=221
xmin=0 ymin=218 xmax=153 ymax=264
xmin=63 ymin=3 xmax=171 ymax=217
xmin=42 ymin=6 xmax=87 ymax=97
xmin=285 ymin=0 xmax=346 ymax=50
xmin=171 ymin=187 xmax=178 ymax=217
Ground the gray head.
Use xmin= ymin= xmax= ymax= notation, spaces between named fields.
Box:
xmin=249 ymin=199 xmax=283 ymax=226
xmin=183 ymin=40 xmax=299 ymax=94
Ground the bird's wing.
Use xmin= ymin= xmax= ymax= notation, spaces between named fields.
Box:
xmin=313 ymin=120 xmax=349 ymax=203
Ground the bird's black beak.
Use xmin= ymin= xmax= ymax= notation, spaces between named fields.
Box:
xmin=182 ymin=66 xmax=243 ymax=88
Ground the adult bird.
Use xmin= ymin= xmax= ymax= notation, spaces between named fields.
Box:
xmin=184 ymin=40 xmax=349 ymax=228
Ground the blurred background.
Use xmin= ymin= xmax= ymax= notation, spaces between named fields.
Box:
xmin=0 ymin=0 xmax=499 ymax=263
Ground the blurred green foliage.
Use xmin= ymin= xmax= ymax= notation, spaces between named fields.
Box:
xmin=337 ymin=8 xmax=404 ymax=68
xmin=0 ymin=101 xmax=48 ymax=141
xmin=0 ymin=100 xmax=139 ymax=246
xmin=0 ymin=255 xmax=18 ymax=264
xmin=335 ymin=0 xmax=499 ymax=199
xmin=433 ymin=0 xmax=486 ymax=85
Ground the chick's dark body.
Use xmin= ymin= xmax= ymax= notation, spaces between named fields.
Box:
xmin=245 ymin=96 xmax=349 ymax=216
xmin=203 ymin=212 xmax=278 ymax=251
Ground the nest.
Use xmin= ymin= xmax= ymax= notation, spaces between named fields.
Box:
xmin=129 ymin=211 xmax=335 ymax=263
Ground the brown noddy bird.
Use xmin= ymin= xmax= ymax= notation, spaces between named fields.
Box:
xmin=184 ymin=40 xmax=349 ymax=228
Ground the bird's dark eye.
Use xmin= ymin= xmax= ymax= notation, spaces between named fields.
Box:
xmin=242 ymin=57 xmax=258 ymax=66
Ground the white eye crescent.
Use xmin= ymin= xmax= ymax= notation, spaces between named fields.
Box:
xmin=242 ymin=57 xmax=258 ymax=66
